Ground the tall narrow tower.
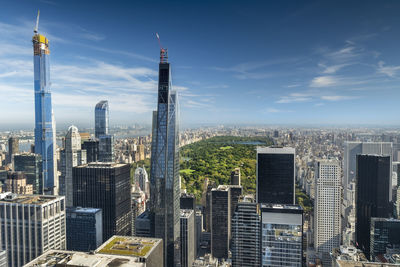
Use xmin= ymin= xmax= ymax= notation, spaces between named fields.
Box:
xmin=32 ymin=11 xmax=57 ymax=194
xmin=150 ymin=37 xmax=181 ymax=267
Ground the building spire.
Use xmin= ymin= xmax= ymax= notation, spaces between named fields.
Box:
xmin=34 ymin=10 xmax=40 ymax=34
xmin=156 ymin=32 xmax=168 ymax=63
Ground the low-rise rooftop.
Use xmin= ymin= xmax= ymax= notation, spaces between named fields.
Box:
xmin=180 ymin=209 xmax=194 ymax=218
xmin=0 ymin=192 xmax=61 ymax=205
xmin=96 ymin=236 xmax=162 ymax=258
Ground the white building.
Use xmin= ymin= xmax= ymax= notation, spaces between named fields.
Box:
xmin=0 ymin=193 xmax=66 ymax=267
xmin=314 ymin=160 xmax=341 ymax=267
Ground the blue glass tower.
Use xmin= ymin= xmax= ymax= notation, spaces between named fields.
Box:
xmin=95 ymin=100 xmax=109 ymax=138
xmin=150 ymin=47 xmax=181 ymax=267
xmin=33 ymin=13 xmax=57 ymax=194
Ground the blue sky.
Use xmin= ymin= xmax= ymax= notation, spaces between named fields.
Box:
xmin=1 ymin=0 xmax=400 ymax=128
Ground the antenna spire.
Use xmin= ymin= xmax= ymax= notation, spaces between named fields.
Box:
xmin=34 ymin=10 xmax=40 ymax=34
xmin=155 ymin=32 xmax=168 ymax=63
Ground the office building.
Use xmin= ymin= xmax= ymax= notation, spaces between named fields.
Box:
xmin=25 ymin=236 xmax=163 ymax=267
xmin=195 ymin=210 xmax=202 ymax=256
xmin=135 ymin=210 xmax=155 ymax=237
xmin=94 ymin=100 xmax=109 ymax=139
xmin=370 ymin=218 xmax=400 ymax=261
xmin=59 ymin=126 xmax=87 ymax=207
xmin=66 ymin=207 xmax=102 ymax=252
xmin=73 ymin=162 xmax=131 ymax=241
xmin=314 ymin=160 xmax=341 ymax=267
xmin=231 ymin=202 xmax=261 ymax=267
xmin=230 ymin=168 xmax=241 ymax=186
xmin=5 ymin=171 xmax=33 ymax=194
xmin=257 ymin=147 xmax=295 ymax=204
xmin=0 ymin=193 xmax=66 ymax=267
xmin=229 ymin=185 xmax=243 ymax=223
xmin=13 ymin=153 xmax=43 ymax=194
xmin=7 ymin=137 xmax=18 ymax=164
xmin=149 ymin=46 xmax=180 ymax=267
xmin=98 ymin=134 xmax=114 ymax=162
xmin=134 ymin=167 xmax=149 ymax=197
xmin=211 ymin=185 xmax=231 ymax=259
xmin=343 ymin=142 xmax=392 ymax=202
xmin=32 ymin=19 xmax=57 ymax=195
xmin=180 ymin=193 xmax=195 ymax=210
xmin=356 ymin=155 xmax=391 ymax=260
xmin=0 ymin=251 xmax=6 ymax=267
xmin=180 ymin=209 xmax=195 ymax=267
xmin=260 ymin=204 xmax=303 ymax=267
xmin=131 ymin=189 xmax=146 ymax=235
xmin=82 ymin=139 xmax=99 ymax=163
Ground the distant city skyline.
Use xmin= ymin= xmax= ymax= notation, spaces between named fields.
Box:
xmin=1 ymin=0 xmax=400 ymax=127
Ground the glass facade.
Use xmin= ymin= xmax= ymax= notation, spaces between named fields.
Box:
xmin=72 ymin=163 xmax=131 ymax=242
xmin=257 ymin=148 xmax=295 ymax=204
xmin=98 ymin=135 xmax=114 ymax=162
xmin=14 ymin=153 xmax=43 ymax=194
xmin=94 ymin=100 xmax=109 ymax=139
xmin=370 ymin=218 xmax=400 ymax=260
xmin=150 ymin=56 xmax=181 ymax=267
xmin=356 ymin=155 xmax=391 ymax=260
xmin=82 ymin=140 xmax=99 ymax=163
xmin=261 ymin=204 xmax=303 ymax=267
xmin=33 ymin=32 xmax=56 ymax=194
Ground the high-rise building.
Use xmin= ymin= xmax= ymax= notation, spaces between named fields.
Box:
xmin=356 ymin=155 xmax=391 ymax=260
xmin=94 ymin=100 xmax=109 ymax=139
xmin=66 ymin=207 xmax=102 ymax=252
xmin=73 ymin=162 xmax=132 ymax=241
xmin=149 ymin=46 xmax=180 ymax=267
xmin=180 ymin=209 xmax=195 ymax=267
xmin=81 ymin=139 xmax=99 ymax=163
xmin=230 ymin=168 xmax=241 ymax=186
xmin=370 ymin=217 xmax=400 ymax=261
xmin=13 ymin=153 xmax=43 ymax=194
xmin=32 ymin=17 xmax=57 ymax=195
xmin=134 ymin=167 xmax=149 ymax=197
xmin=7 ymin=137 xmax=19 ymax=164
xmin=131 ymin=189 xmax=146 ymax=236
xmin=314 ymin=160 xmax=341 ymax=267
xmin=343 ymin=142 xmax=392 ymax=201
xmin=0 ymin=250 xmax=6 ymax=267
xmin=211 ymin=185 xmax=231 ymax=259
xmin=98 ymin=134 xmax=114 ymax=162
xmin=59 ymin=126 xmax=87 ymax=207
xmin=231 ymin=201 xmax=261 ymax=267
xmin=229 ymin=185 xmax=243 ymax=224
xmin=257 ymin=147 xmax=295 ymax=204
xmin=5 ymin=171 xmax=33 ymax=194
xmin=135 ymin=210 xmax=155 ymax=238
xmin=0 ymin=193 xmax=66 ymax=267
xmin=180 ymin=193 xmax=195 ymax=210
xmin=260 ymin=204 xmax=303 ymax=267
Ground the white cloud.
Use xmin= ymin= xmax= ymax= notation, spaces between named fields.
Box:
xmin=377 ymin=61 xmax=400 ymax=77
xmin=318 ymin=63 xmax=349 ymax=74
xmin=310 ymin=76 xmax=338 ymax=87
xmin=320 ymin=95 xmax=357 ymax=101
xmin=266 ymin=108 xmax=292 ymax=113
xmin=276 ymin=93 xmax=312 ymax=104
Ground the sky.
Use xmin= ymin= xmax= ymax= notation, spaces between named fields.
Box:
xmin=1 ymin=0 xmax=400 ymax=129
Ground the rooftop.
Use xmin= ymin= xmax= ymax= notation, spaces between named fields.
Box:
xmin=180 ymin=209 xmax=194 ymax=218
xmin=66 ymin=207 xmax=101 ymax=214
xmin=0 ymin=192 xmax=62 ymax=205
xmin=257 ymin=146 xmax=295 ymax=154
xmin=23 ymin=250 xmax=145 ymax=267
xmin=96 ymin=236 xmax=162 ymax=258
xmin=76 ymin=162 xmax=126 ymax=169
xmin=260 ymin=203 xmax=303 ymax=211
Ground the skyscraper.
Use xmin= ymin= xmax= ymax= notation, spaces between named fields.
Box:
xmin=257 ymin=147 xmax=295 ymax=204
xmin=260 ymin=204 xmax=303 ymax=267
xmin=32 ymin=13 xmax=57 ymax=195
xmin=135 ymin=167 xmax=149 ymax=197
xmin=94 ymin=100 xmax=109 ymax=139
xmin=370 ymin=217 xmax=400 ymax=261
xmin=314 ymin=160 xmax=341 ymax=267
xmin=231 ymin=201 xmax=261 ymax=267
xmin=13 ymin=153 xmax=43 ymax=194
xmin=356 ymin=154 xmax=391 ymax=260
xmin=7 ymin=137 xmax=19 ymax=164
xmin=59 ymin=126 xmax=87 ymax=207
xmin=149 ymin=45 xmax=180 ymax=267
xmin=73 ymin=162 xmax=132 ymax=241
xmin=82 ymin=139 xmax=99 ymax=163
xmin=230 ymin=168 xmax=241 ymax=186
xmin=98 ymin=134 xmax=114 ymax=162
xmin=180 ymin=209 xmax=195 ymax=267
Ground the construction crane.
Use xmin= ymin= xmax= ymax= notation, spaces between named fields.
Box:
xmin=34 ymin=10 xmax=40 ymax=34
xmin=156 ymin=32 xmax=168 ymax=63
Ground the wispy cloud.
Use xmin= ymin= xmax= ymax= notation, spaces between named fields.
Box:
xmin=310 ymin=76 xmax=338 ymax=87
xmin=276 ymin=93 xmax=312 ymax=104
xmin=318 ymin=63 xmax=350 ymax=74
xmin=377 ymin=61 xmax=400 ymax=77
xmin=266 ymin=108 xmax=292 ymax=113
xmin=320 ymin=95 xmax=358 ymax=101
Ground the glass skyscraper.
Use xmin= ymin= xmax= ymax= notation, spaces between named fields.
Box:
xmin=13 ymin=153 xmax=43 ymax=194
xmin=32 ymin=20 xmax=57 ymax=194
xmin=95 ymin=100 xmax=109 ymax=139
xmin=150 ymin=48 xmax=180 ymax=267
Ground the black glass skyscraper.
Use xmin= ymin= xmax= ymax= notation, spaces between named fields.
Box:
xmin=150 ymin=47 xmax=180 ymax=267
xmin=73 ymin=162 xmax=132 ymax=242
xmin=257 ymin=147 xmax=295 ymax=204
xmin=94 ymin=100 xmax=109 ymax=139
xmin=355 ymin=154 xmax=391 ymax=260
xmin=13 ymin=153 xmax=43 ymax=194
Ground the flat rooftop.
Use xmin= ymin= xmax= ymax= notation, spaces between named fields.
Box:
xmin=214 ymin=185 xmax=230 ymax=191
xmin=66 ymin=207 xmax=101 ymax=214
xmin=260 ymin=203 xmax=303 ymax=211
xmin=257 ymin=146 xmax=295 ymax=154
xmin=0 ymin=192 xmax=61 ymax=205
xmin=23 ymin=250 xmax=145 ymax=267
xmin=180 ymin=209 xmax=194 ymax=218
xmin=75 ymin=162 xmax=127 ymax=168
xmin=96 ymin=236 xmax=162 ymax=258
